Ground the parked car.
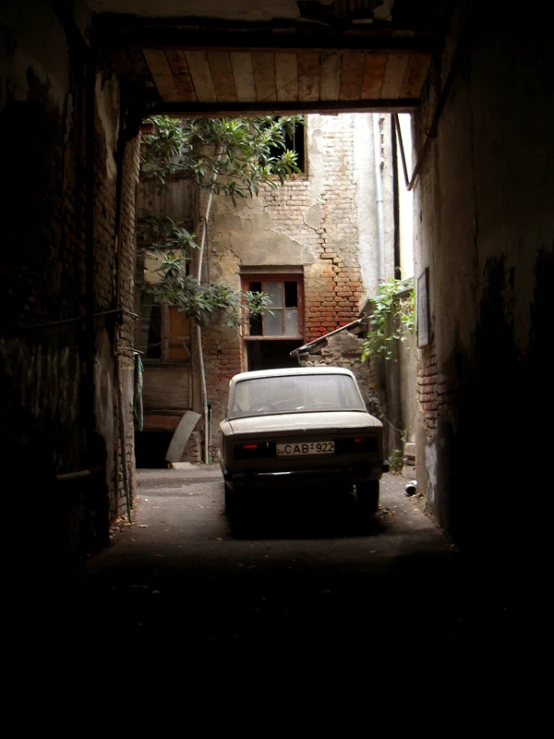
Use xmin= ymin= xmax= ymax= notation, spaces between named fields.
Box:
xmin=218 ymin=366 xmax=388 ymax=516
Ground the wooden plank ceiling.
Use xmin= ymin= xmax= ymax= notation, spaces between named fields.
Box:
xmin=137 ymin=47 xmax=432 ymax=113
xmin=99 ymin=1 xmax=446 ymax=116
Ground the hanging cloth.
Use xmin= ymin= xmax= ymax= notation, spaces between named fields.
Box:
xmin=133 ymin=353 xmax=144 ymax=431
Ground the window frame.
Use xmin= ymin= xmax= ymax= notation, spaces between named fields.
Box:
xmin=241 ymin=273 xmax=304 ymax=342
xmin=268 ymin=118 xmax=307 ymax=176
xmin=139 ymin=294 xmax=192 ymax=364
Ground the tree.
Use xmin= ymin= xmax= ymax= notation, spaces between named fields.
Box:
xmin=141 ymin=115 xmax=302 ymax=200
xmin=138 ymin=115 xmax=303 ymax=326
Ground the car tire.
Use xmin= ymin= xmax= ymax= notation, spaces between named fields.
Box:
xmin=356 ymin=480 xmax=379 ymax=516
xmin=224 ymin=482 xmax=236 ymax=516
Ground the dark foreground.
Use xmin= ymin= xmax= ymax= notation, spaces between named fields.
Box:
xmin=20 ymin=466 xmax=533 ymax=706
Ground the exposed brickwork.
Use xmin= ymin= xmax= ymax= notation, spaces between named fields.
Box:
xmin=261 ymin=119 xmax=364 ymax=342
xmin=297 ymin=329 xmax=371 ymax=404
xmin=92 ymin=101 xmax=141 ymax=521
xmin=416 ymin=346 xmax=458 ymax=436
xmin=115 ymin=137 xmax=141 ymax=518
xmin=183 ymin=430 xmax=202 ymax=464
xmin=202 ymin=325 xmax=243 ymax=430
xmin=303 ymin=120 xmax=364 ymax=340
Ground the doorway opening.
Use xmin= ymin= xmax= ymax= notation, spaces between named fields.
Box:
xmin=246 ymin=339 xmax=303 ymax=370
xmin=135 ymin=430 xmax=173 ymax=468
xmin=241 ymin=271 xmax=304 ymax=370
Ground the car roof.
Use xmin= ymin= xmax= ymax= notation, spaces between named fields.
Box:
xmin=229 ymin=366 xmax=356 ymax=384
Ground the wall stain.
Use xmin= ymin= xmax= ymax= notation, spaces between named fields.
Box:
xmin=436 ymin=249 xmax=553 ymax=562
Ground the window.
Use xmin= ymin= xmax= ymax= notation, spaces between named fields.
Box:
xmin=241 ymin=273 xmax=304 ymax=370
xmin=229 ymin=373 xmax=365 ymax=419
xmin=139 ymin=294 xmax=191 ymax=362
xmin=268 ymin=118 xmax=306 ymax=173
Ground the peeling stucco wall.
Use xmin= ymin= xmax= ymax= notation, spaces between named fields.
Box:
xmin=413 ymin=3 xmax=554 ymax=556
xmin=196 ymin=113 xmax=393 ymax=457
xmin=202 ymin=113 xmax=391 ymax=302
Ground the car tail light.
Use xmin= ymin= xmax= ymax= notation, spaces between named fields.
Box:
xmin=334 ymin=437 xmax=377 ymax=454
xmin=234 ymin=442 xmax=275 ymax=460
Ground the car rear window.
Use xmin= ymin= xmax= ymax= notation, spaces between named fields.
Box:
xmin=228 ymin=374 xmax=366 ymax=418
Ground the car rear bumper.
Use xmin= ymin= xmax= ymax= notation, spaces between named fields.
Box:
xmin=222 ymin=463 xmax=389 ymax=493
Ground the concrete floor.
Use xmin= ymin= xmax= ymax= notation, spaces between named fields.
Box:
xmin=19 ymin=466 xmax=531 ymax=708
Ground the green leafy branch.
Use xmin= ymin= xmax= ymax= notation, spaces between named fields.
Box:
xmin=362 ymin=278 xmax=415 ymax=362
xmin=139 ymin=115 xmax=302 ymax=325
xmin=137 ymin=213 xmax=197 ymax=254
xmin=144 ymin=251 xmax=273 ymax=328
xmin=140 ymin=115 xmax=304 ymax=204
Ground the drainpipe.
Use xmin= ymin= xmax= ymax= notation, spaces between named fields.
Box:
xmin=373 ymin=114 xmax=385 ymax=284
xmin=391 ymin=114 xmax=401 ymax=279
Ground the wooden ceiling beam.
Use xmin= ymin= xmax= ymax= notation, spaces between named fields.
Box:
xmin=297 ymin=51 xmax=321 ymax=102
xmin=101 ymin=30 xmax=440 ymax=55
xmin=96 ymin=13 xmax=446 ymax=36
xmin=146 ymin=99 xmax=419 ymax=118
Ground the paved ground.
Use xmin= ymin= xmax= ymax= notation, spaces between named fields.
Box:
xmin=22 ymin=465 xmax=532 ymax=706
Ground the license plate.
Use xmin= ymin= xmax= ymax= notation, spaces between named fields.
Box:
xmin=276 ymin=441 xmax=335 ymax=456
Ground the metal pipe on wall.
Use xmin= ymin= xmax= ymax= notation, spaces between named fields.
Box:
xmin=393 ymin=23 xmax=470 ymax=193
xmin=373 ymin=114 xmax=385 ymax=284
xmin=391 ymin=114 xmax=401 ymax=279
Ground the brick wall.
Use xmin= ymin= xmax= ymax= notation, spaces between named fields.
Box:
xmin=201 ymin=321 xmax=243 ymax=460
xmin=304 ymin=119 xmax=364 ymax=339
xmin=261 ymin=117 xmax=365 ymax=342
xmin=92 ymin=84 xmax=140 ymax=521
xmin=114 ymin=136 xmax=141 ymax=518
xmin=416 ymin=347 xmax=458 ymax=436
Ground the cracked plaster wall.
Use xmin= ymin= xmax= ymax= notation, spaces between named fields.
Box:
xmin=204 ymin=113 xmax=387 ymax=298
xmin=198 ymin=112 xmax=391 ymax=454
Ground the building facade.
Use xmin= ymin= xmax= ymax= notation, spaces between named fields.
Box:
xmin=137 ymin=112 xmax=415 ymax=464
